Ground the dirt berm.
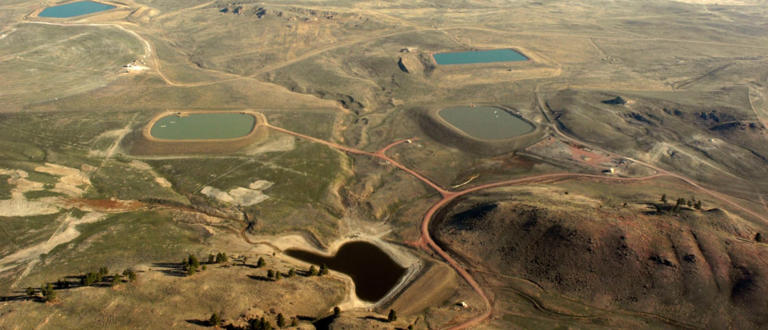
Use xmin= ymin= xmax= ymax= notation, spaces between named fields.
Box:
xmin=432 ymin=191 xmax=768 ymax=328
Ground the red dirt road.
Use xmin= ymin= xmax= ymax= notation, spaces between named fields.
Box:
xmin=267 ymin=123 xmax=767 ymax=329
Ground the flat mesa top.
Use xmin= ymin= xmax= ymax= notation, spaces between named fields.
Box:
xmin=39 ymin=1 xmax=116 ymax=18
xmin=150 ymin=113 xmax=256 ymax=140
xmin=433 ymin=49 xmax=528 ymax=65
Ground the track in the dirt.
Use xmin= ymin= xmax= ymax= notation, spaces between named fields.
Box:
xmin=264 ymin=122 xmax=768 ymax=329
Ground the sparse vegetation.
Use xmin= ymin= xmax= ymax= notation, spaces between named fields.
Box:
xmin=1 ymin=1 xmax=767 ymax=330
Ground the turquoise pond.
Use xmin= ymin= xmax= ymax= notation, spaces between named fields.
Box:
xmin=433 ymin=49 xmax=528 ymax=65
xmin=439 ymin=106 xmax=534 ymax=140
xmin=39 ymin=1 xmax=115 ymax=18
xmin=150 ymin=113 xmax=256 ymax=140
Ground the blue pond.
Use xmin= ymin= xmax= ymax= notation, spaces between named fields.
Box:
xmin=433 ymin=49 xmax=528 ymax=65
xmin=39 ymin=1 xmax=115 ymax=18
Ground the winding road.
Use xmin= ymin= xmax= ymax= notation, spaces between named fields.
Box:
xmin=17 ymin=5 xmax=768 ymax=328
xmin=263 ymin=119 xmax=767 ymax=329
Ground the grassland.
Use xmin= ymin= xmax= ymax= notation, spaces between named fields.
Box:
xmin=0 ymin=0 xmax=767 ymax=328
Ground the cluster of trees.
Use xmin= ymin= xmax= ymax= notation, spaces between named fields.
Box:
xmin=210 ymin=312 xmax=297 ymax=329
xmin=261 ymin=263 xmax=328 ymax=282
xmin=27 ymin=283 xmax=56 ymax=302
xmin=183 ymin=255 xmax=203 ymax=275
xmin=81 ymin=267 xmax=136 ymax=287
xmin=247 ymin=316 xmax=279 ymax=330
xmin=82 ymin=267 xmax=110 ymax=286
xmin=308 ymin=264 xmax=329 ymax=276
xmin=185 ymin=251 xmax=237 ymax=275
xmin=25 ymin=268 xmax=137 ymax=303
xmin=207 ymin=307 xmax=405 ymax=329
xmin=208 ymin=252 xmax=229 ymax=264
xmin=657 ymin=194 xmax=703 ymax=214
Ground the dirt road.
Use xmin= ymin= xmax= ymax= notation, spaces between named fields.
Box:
xmin=267 ymin=118 xmax=768 ymax=329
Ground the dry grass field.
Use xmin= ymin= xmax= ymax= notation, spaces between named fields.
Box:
xmin=0 ymin=0 xmax=767 ymax=329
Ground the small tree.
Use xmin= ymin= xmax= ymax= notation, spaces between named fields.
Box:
xmin=209 ymin=312 xmax=221 ymax=327
xmin=82 ymin=272 xmax=98 ymax=286
xmin=387 ymin=309 xmax=397 ymax=322
xmin=288 ymin=268 xmax=295 ymax=277
xmin=333 ymin=306 xmax=341 ymax=317
xmin=319 ymin=264 xmax=329 ymax=276
xmin=309 ymin=266 xmax=318 ymax=276
xmin=694 ymin=200 xmax=702 ymax=210
xmin=673 ymin=198 xmax=685 ymax=213
xmin=111 ymin=273 xmax=123 ymax=286
xmin=277 ymin=313 xmax=286 ymax=328
xmin=660 ymin=194 xmax=667 ymax=204
xmin=208 ymin=254 xmax=216 ymax=264
xmin=41 ymin=283 xmax=56 ymax=302
xmin=267 ymin=269 xmax=274 ymax=279
xmin=189 ymin=255 xmax=200 ymax=268
xmin=123 ymin=269 xmax=137 ymax=282
xmin=275 ymin=272 xmax=282 ymax=281
xmin=242 ymin=256 xmax=248 ymax=266
xmin=25 ymin=287 xmax=35 ymax=297
xmin=215 ymin=252 xmax=228 ymax=264
xmin=249 ymin=316 xmax=273 ymax=330
xmin=257 ymin=257 xmax=266 ymax=268
xmin=98 ymin=266 xmax=109 ymax=276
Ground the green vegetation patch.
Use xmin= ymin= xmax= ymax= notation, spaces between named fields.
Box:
xmin=0 ymin=175 xmax=12 ymax=199
xmin=0 ymin=213 xmax=63 ymax=260
xmin=149 ymin=140 xmax=341 ymax=205
xmin=87 ymin=161 xmax=186 ymax=202
xmin=264 ymin=111 xmax=337 ymax=140
xmin=26 ymin=171 xmax=59 ymax=185
xmin=23 ymin=190 xmax=63 ymax=200
xmin=0 ymin=111 xmax=131 ymax=167
xmin=21 ymin=211 xmax=205 ymax=288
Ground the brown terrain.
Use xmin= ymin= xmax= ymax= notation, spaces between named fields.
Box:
xmin=1 ymin=0 xmax=768 ymax=329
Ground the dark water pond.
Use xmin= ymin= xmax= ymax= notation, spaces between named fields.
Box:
xmin=439 ymin=106 xmax=534 ymax=140
xmin=285 ymin=241 xmax=406 ymax=302
xmin=433 ymin=49 xmax=527 ymax=65
xmin=39 ymin=1 xmax=115 ymax=18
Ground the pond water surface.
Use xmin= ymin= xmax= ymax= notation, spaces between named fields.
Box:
xmin=433 ymin=49 xmax=527 ymax=65
xmin=39 ymin=1 xmax=115 ymax=18
xmin=439 ymin=106 xmax=534 ymax=140
xmin=150 ymin=113 xmax=255 ymax=140
xmin=285 ymin=241 xmax=407 ymax=302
